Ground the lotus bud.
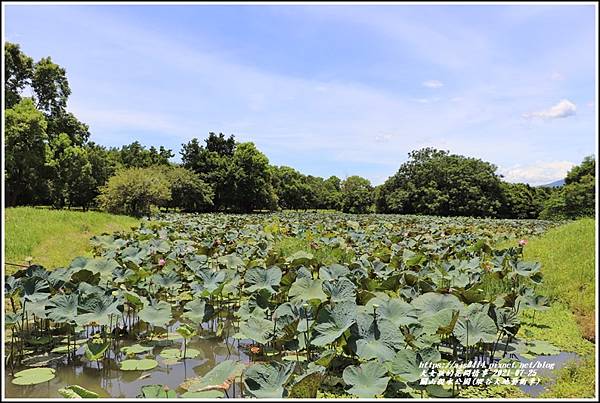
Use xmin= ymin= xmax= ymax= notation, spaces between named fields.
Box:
xmin=518 ymin=239 xmax=528 ymax=246
xmin=158 ymin=258 xmax=166 ymax=266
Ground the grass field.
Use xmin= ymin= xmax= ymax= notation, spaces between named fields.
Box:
xmin=4 ymin=207 xmax=139 ymax=272
xmin=515 ymin=218 xmax=596 ymax=398
xmin=523 ymin=218 xmax=596 ymax=340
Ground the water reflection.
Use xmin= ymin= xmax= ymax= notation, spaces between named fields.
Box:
xmin=5 ymin=334 xmax=251 ymax=398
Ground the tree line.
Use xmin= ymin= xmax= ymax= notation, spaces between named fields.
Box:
xmin=4 ymin=42 xmax=595 ymax=219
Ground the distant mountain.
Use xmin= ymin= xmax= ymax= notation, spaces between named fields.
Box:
xmin=539 ymin=179 xmax=565 ymax=188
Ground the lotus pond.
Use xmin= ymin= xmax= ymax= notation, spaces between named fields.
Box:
xmin=4 ymin=212 xmax=568 ymax=398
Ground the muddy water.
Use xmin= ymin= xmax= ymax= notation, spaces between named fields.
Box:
xmin=5 ymin=335 xmax=252 ymax=398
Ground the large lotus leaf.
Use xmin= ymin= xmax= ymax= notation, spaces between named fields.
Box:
xmin=138 ymin=300 xmax=172 ymax=328
xmin=319 ymin=264 xmax=350 ymax=281
xmin=47 ymin=267 xmax=73 ymax=289
xmin=24 ymin=298 xmax=49 ymax=319
xmin=77 ymin=294 xmax=122 ymax=326
xmin=238 ymin=316 xmax=274 ymax=344
xmin=140 ymin=384 xmax=176 ymax=398
xmin=181 ymin=360 xmax=244 ymax=392
xmin=343 ymin=360 xmax=390 ymax=397
xmin=420 ymin=308 xmax=460 ymax=336
xmin=274 ymin=302 xmax=312 ymax=332
xmin=85 ymin=338 xmax=110 ymax=361
xmin=120 ymin=246 xmax=149 ymax=265
xmin=22 ymin=277 xmax=50 ymax=302
xmin=123 ymin=290 xmax=149 ymax=308
xmin=185 ymin=254 xmax=209 ymax=272
xmin=182 ymin=299 xmax=214 ymax=325
xmin=311 ymin=301 xmax=357 ymax=346
xmin=121 ymin=344 xmax=154 ymax=355
xmin=196 ymin=269 xmax=226 ymax=294
xmin=350 ymin=316 xmax=403 ymax=362
xmin=323 ymin=277 xmax=356 ymax=303
xmin=376 ymin=298 xmax=419 ymax=327
xmin=58 ymin=385 xmax=100 ymax=398
xmin=454 ymin=312 xmax=498 ymax=347
xmin=11 ymin=367 xmax=56 ymax=385
xmin=385 ymin=349 xmax=422 ymax=382
xmin=286 ymin=251 xmax=316 ymax=268
xmin=70 ymin=257 xmax=120 ymax=282
xmin=411 ymin=292 xmax=464 ymax=316
xmin=514 ymin=261 xmax=541 ymax=277
xmin=218 ymin=254 xmax=245 ymax=269
xmin=151 ymin=271 xmax=182 ymax=291
xmin=47 ymin=293 xmax=78 ymax=324
xmin=243 ymin=362 xmax=295 ymax=398
xmin=119 ymin=358 xmax=158 ymax=371
xmin=288 ymin=277 xmax=328 ymax=303
xmin=244 ymin=266 xmax=282 ymax=294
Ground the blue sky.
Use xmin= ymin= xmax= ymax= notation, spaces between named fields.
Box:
xmin=4 ymin=4 xmax=597 ymax=185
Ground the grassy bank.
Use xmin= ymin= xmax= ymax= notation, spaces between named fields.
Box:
xmin=4 ymin=207 xmax=139 ymax=272
xmin=517 ymin=218 xmax=596 ymax=398
xmin=523 ymin=218 xmax=595 ymax=340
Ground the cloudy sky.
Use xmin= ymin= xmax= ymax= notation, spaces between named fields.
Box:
xmin=4 ymin=4 xmax=597 ymax=185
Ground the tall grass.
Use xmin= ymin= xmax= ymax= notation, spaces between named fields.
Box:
xmin=4 ymin=207 xmax=139 ymax=271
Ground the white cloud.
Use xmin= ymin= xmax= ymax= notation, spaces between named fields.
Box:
xmin=501 ymin=161 xmax=575 ymax=185
xmin=523 ymin=99 xmax=577 ymax=119
xmin=374 ymin=133 xmax=393 ymax=142
xmin=550 ymin=71 xmax=564 ymax=80
xmin=422 ymin=79 xmax=444 ymax=88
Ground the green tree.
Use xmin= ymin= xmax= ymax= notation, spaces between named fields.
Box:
xmin=322 ymin=176 xmax=343 ymax=210
xmin=341 ymin=176 xmax=374 ymax=214
xmin=540 ymin=156 xmax=596 ymax=220
xmin=46 ymin=112 xmax=90 ymax=145
xmin=46 ymin=134 xmax=96 ymax=209
xmin=223 ymin=142 xmax=278 ymax=212
xmin=271 ymin=166 xmax=311 ymax=210
xmin=4 ymin=98 xmax=49 ymax=206
xmin=162 ymin=166 xmax=214 ymax=212
xmin=4 ymin=42 xmax=33 ymax=109
xmin=97 ymin=167 xmax=171 ymax=217
xmin=32 ymin=56 xmax=71 ymax=116
xmin=181 ymin=133 xmax=237 ymax=210
xmin=119 ymin=141 xmax=173 ymax=168
xmin=499 ymin=182 xmax=546 ymax=219
xmin=377 ymin=148 xmax=503 ymax=217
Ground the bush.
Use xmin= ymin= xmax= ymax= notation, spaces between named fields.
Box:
xmin=97 ymin=167 xmax=171 ymax=217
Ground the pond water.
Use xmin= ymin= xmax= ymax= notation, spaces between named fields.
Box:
xmin=517 ymin=352 xmax=581 ymax=397
xmin=5 ymin=329 xmax=253 ymax=398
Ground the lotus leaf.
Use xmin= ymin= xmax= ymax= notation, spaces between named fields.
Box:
xmin=119 ymin=358 xmax=158 ymax=371
xmin=244 ymin=266 xmax=282 ymax=294
xmin=454 ymin=311 xmax=498 ymax=346
xmin=140 ymin=385 xmax=177 ymax=398
xmin=58 ymin=385 xmax=100 ymax=398
xmin=311 ymin=301 xmax=357 ymax=346
xmin=288 ymin=277 xmax=328 ymax=303
xmin=343 ymin=360 xmax=390 ymax=397
xmin=11 ymin=367 xmax=56 ymax=385
xmin=243 ymin=362 xmax=295 ymax=398
xmin=138 ymin=300 xmax=172 ymax=328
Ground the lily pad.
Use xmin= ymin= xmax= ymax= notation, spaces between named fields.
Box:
xmin=120 ymin=359 xmax=159 ymax=371
xmin=343 ymin=360 xmax=390 ymax=397
xmin=12 ymin=367 xmax=56 ymax=385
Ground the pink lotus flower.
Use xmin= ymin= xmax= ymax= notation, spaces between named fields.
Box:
xmin=158 ymin=258 xmax=166 ymax=266
xmin=518 ymin=239 xmax=528 ymax=246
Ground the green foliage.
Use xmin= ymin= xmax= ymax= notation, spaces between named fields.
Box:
xmin=32 ymin=56 xmax=71 ymax=116
xmin=96 ymin=167 xmax=171 ymax=217
xmin=118 ymin=141 xmax=173 ymax=168
xmin=540 ymin=156 xmax=595 ymax=220
xmin=5 ymin=99 xmax=49 ymax=206
xmin=377 ymin=148 xmax=504 ymax=217
xmin=499 ymin=182 xmax=548 ymax=219
xmin=341 ymin=175 xmax=374 ymax=213
xmin=4 ymin=42 xmax=34 ymax=109
xmin=162 ymin=166 xmax=213 ymax=212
